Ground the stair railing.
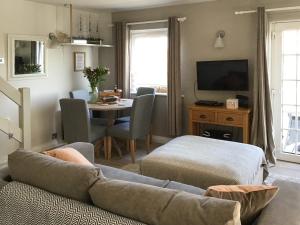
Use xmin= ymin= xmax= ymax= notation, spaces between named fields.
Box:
xmin=0 ymin=77 xmax=31 ymax=149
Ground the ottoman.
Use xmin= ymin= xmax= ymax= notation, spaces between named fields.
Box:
xmin=140 ymin=135 xmax=267 ymax=189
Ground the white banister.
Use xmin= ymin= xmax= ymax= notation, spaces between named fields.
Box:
xmin=0 ymin=77 xmax=31 ymax=149
xmin=0 ymin=77 xmax=22 ymax=106
xmin=0 ymin=117 xmax=22 ymax=142
xmin=19 ymin=88 xmax=31 ymax=149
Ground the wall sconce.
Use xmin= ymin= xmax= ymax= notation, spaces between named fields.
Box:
xmin=214 ymin=31 xmax=225 ymax=48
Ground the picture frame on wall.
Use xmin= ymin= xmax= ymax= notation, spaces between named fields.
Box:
xmin=74 ymin=52 xmax=86 ymax=71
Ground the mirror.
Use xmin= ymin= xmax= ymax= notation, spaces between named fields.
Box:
xmin=8 ymin=35 xmax=47 ymax=79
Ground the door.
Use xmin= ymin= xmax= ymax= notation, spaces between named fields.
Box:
xmin=272 ymin=21 xmax=300 ymax=163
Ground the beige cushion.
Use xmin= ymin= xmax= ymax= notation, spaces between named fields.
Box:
xmin=89 ymin=178 xmax=241 ymax=225
xmin=43 ymin=147 xmax=93 ymax=166
xmin=205 ymin=185 xmax=279 ymax=225
xmin=8 ymin=150 xmax=100 ymax=203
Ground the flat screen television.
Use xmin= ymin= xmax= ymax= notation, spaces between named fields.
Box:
xmin=197 ymin=59 xmax=249 ymax=91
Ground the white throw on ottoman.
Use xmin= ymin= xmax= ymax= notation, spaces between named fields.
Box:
xmin=140 ymin=135 xmax=267 ymax=189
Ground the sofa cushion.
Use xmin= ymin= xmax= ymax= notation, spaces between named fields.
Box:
xmin=89 ymin=178 xmax=241 ymax=225
xmin=99 ymin=164 xmax=205 ymax=195
xmin=8 ymin=150 xmax=100 ymax=203
xmin=255 ymin=180 xmax=300 ymax=225
xmin=99 ymin=164 xmax=169 ymax=187
xmin=165 ymin=181 xmax=205 ymax=195
xmin=43 ymin=147 xmax=93 ymax=166
xmin=205 ymin=185 xmax=278 ymax=225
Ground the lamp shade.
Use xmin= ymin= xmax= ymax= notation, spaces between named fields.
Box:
xmin=214 ymin=35 xmax=225 ymax=48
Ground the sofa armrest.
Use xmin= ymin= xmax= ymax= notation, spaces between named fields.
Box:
xmin=255 ymin=179 xmax=300 ymax=225
xmin=0 ymin=166 xmax=11 ymax=182
xmin=64 ymin=142 xmax=95 ymax=164
xmin=0 ymin=180 xmax=8 ymax=190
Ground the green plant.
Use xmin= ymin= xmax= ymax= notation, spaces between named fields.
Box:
xmin=20 ymin=64 xmax=41 ymax=74
xmin=83 ymin=66 xmax=110 ymax=92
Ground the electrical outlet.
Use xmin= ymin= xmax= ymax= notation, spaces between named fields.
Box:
xmin=52 ymin=133 xmax=58 ymax=140
xmin=0 ymin=58 xmax=4 ymax=64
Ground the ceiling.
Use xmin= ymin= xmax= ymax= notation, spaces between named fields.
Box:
xmin=28 ymin=0 xmax=216 ymax=11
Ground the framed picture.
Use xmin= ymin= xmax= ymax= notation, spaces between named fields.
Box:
xmin=74 ymin=52 xmax=86 ymax=71
xmin=8 ymin=34 xmax=48 ymax=80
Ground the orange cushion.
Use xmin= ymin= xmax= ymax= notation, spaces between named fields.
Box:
xmin=43 ymin=147 xmax=93 ymax=166
xmin=205 ymin=185 xmax=279 ymax=225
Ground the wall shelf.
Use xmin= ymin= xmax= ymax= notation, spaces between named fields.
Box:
xmin=61 ymin=43 xmax=114 ymax=48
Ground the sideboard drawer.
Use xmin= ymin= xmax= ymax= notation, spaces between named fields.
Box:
xmin=217 ymin=113 xmax=243 ymax=126
xmin=192 ymin=111 xmax=215 ymax=122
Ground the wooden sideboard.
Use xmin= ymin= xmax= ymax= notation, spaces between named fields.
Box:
xmin=189 ymin=105 xmax=251 ymax=143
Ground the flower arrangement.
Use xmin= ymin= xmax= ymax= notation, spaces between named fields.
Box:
xmin=83 ymin=66 xmax=110 ymax=92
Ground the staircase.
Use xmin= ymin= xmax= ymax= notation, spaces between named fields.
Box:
xmin=0 ymin=77 xmax=31 ymax=149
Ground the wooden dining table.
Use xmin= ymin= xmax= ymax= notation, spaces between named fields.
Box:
xmin=88 ymin=98 xmax=134 ymax=158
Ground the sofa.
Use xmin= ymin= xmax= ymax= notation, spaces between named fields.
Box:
xmin=0 ymin=142 xmax=299 ymax=225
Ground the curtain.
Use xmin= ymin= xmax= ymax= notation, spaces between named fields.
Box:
xmin=167 ymin=17 xmax=182 ymax=136
xmin=115 ymin=22 xmax=130 ymax=98
xmin=251 ymin=7 xmax=276 ymax=164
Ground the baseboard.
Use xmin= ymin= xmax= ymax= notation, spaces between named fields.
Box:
xmin=152 ymin=135 xmax=172 ymax=144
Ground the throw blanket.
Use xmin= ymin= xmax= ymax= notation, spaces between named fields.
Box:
xmin=0 ymin=182 xmax=145 ymax=225
xmin=141 ymin=136 xmax=268 ymax=189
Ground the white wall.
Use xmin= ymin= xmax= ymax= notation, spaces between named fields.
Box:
xmin=0 ymin=0 xmax=113 ymax=164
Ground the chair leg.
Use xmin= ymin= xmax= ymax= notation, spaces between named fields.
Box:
xmin=149 ymin=128 xmax=153 ymax=145
xmin=146 ymin=135 xmax=151 ymax=154
xmin=126 ymin=140 xmax=130 ymax=153
xmin=129 ymin=139 xmax=136 ymax=163
xmin=94 ymin=139 xmax=103 ymax=158
xmin=107 ymin=136 xmax=112 ymax=160
xmin=104 ymin=137 xmax=108 ymax=160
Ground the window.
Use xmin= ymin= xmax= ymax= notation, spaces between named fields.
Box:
xmin=129 ymin=28 xmax=168 ymax=94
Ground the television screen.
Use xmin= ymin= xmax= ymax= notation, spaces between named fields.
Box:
xmin=197 ymin=60 xmax=249 ymax=91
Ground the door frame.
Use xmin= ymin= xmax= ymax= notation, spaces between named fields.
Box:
xmin=271 ymin=21 xmax=300 ymax=163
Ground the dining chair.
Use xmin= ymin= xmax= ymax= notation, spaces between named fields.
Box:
xmin=69 ymin=89 xmax=90 ymax=101
xmin=106 ymin=94 xmax=155 ymax=163
xmin=70 ymin=89 xmax=108 ymax=125
xmin=136 ymin=87 xmax=156 ymax=96
xmin=116 ymin=87 xmax=155 ymax=124
xmin=60 ymin=98 xmax=107 ymax=158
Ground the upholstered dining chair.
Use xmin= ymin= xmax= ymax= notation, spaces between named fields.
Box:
xmin=60 ymin=98 xmax=107 ymax=158
xmin=69 ymin=89 xmax=90 ymax=101
xmin=136 ymin=87 xmax=155 ymax=96
xmin=106 ymin=94 xmax=155 ymax=163
xmin=70 ymin=89 xmax=108 ymax=125
xmin=116 ymin=87 xmax=155 ymax=124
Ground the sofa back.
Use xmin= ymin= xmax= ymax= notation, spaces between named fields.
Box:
xmin=5 ymin=150 xmax=242 ymax=225
xmin=8 ymin=150 xmax=100 ymax=203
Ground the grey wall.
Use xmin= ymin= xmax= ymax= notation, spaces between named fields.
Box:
xmin=112 ymin=0 xmax=300 ymax=137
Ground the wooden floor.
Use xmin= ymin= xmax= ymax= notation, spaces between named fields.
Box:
xmin=95 ymin=141 xmax=300 ymax=183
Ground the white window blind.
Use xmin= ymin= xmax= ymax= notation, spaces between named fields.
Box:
xmin=129 ymin=28 xmax=168 ymax=94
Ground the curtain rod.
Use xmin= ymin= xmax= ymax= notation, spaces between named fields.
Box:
xmin=126 ymin=17 xmax=187 ymax=26
xmin=235 ymin=6 xmax=300 ymax=15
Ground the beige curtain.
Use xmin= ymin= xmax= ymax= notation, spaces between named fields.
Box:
xmin=168 ymin=17 xmax=182 ymax=136
xmin=251 ymin=7 xmax=276 ymax=164
xmin=115 ymin=22 xmax=130 ymax=98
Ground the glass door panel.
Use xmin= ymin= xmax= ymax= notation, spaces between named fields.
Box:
xmin=272 ymin=22 xmax=300 ymax=163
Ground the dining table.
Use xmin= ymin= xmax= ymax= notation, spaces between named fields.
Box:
xmin=88 ymin=98 xmax=134 ymax=158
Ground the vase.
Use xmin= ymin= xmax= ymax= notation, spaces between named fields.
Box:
xmin=89 ymin=87 xmax=99 ymax=103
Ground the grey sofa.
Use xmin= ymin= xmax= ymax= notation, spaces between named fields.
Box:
xmin=0 ymin=143 xmax=300 ymax=225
